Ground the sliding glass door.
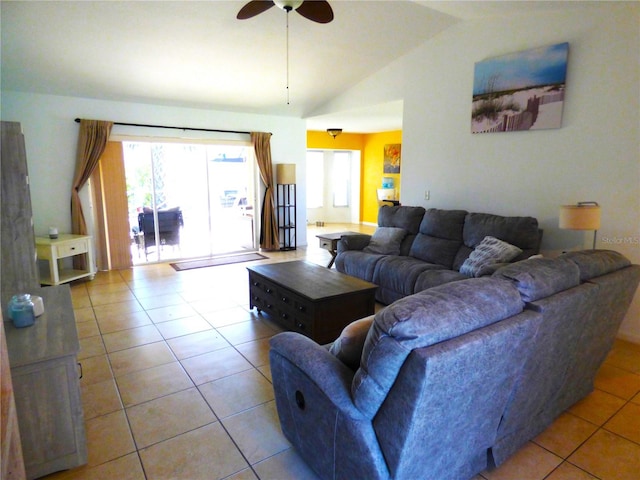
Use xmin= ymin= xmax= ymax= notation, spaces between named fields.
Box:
xmin=124 ymin=141 xmax=255 ymax=264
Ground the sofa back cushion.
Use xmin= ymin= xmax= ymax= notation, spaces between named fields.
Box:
xmin=363 ymin=227 xmax=407 ymax=255
xmin=491 ymin=279 xmax=599 ymax=465
xmin=378 ymin=205 xmax=426 ymax=255
xmin=561 ymin=249 xmax=631 ymax=281
xmin=373 ymin=308 xmax=541 ymax=480
xmin=489 ymin=254 xmax=596 ymax=464
xmin=351 ymin=277 xmax=524 ymax=418
xmin=554 ymin=262 xmax=640 ymax=415
xmin=493 ymin=257 xmax=580 ymax=302
xmin=409 ymin=209 xmax=467 ymax=268
xmin=453 ymin=213 xmax=541 ymax=270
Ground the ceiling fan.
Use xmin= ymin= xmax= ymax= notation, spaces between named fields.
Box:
xmin=237 ymin=0 xmax=334 ymax=24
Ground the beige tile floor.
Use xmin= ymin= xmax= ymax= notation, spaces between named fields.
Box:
xmin=42 ymin=224 xmax=640 ymax=480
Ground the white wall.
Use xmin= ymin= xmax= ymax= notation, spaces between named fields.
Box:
xmin=399 ymin=4 xmax=640 ymax=341
xmin=1 ymin=92 xmax=308 ymax=249
xmin=318 ymin=3 xmax=640 ymax=342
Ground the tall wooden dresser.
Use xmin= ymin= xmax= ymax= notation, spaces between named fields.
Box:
xmin=1 ymin=121 xmax=87 ymax=478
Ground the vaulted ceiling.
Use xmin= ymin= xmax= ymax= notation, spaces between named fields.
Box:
xmin=1 ymin=1 xmax=585 ymax=132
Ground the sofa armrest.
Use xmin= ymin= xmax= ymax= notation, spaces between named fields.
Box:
xmin=270 ymin=332 xmax=389 ymax=478
xmin=270 ymin=332 xmax=365 ymax=418
xmin=337 ymin=234 xmax=372 ymax=254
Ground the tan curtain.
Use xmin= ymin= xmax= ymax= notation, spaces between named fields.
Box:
xmin=71 ymin=119 xmax=113 ymax=268
xmin=252 ymin=132 xmax=279 ymax=250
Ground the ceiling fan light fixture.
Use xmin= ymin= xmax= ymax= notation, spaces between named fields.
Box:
xmin=274 ymin=0 xmax=303 ymax=12
xmin=327 ymin=128 xmax=342 ymax=139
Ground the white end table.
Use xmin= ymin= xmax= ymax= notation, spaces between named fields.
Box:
xmin=35 ymin=234 xmax=96 ymax=285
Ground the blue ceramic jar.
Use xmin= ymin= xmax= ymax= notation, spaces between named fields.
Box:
xmin=8 ymin=294 xmax=36 ymax=328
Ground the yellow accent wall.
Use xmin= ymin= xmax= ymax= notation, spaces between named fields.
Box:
xmin=362 ymin=131 xmax=402 ymax=223
xmin=307 ymin=130 xmax=402 ymax=225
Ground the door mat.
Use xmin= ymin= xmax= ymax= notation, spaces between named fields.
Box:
xmin=170 ymin=253 xmax=267 ymax=271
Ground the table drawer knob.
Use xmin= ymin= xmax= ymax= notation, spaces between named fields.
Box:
xmin=295 ymin=322 xmax=306 ymax=330
xmin=281 ymin=313 xmax=289 ymax=319
xmin=266 ymin=288 xmax=272 ymax=293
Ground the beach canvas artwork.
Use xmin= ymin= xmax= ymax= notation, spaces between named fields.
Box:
xmin=471 ymin=42 xmax=569 ymax=133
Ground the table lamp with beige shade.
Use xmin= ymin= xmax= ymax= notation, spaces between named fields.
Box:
xmin=559 ymin=201 xmax=601 ymax=250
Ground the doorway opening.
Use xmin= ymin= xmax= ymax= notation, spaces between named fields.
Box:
xmin=306 ymin=149 xmax=360 ymax=226
xmin=123 ymin=141 xmax=256 ymax=264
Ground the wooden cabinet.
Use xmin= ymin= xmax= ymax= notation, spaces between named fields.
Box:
xmin=1 ymin=317 xmax=26 ymax=480
xmin=276 ymin=183 xmax=296 ymax=251
xmin=1 ymin=121 xmax=39 ymax=309
xmin=36 ymin=235 xmax=96 ymax=285
xmin=4 ymin=286 xmax=87 ymax=479
xmin=1 ymin=122 xmax=86 ymax=479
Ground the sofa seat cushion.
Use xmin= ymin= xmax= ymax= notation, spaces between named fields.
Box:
xmin=335 ymin=250 xmax=385 ymax=283
xmin=414 ymin=269 xmax=468 ymax=292
xmin=561 ymin=250 xmax=631 ymax=281
xmin=363 ymin=227 xmax=407 ymax=255
xmin=329 ymin=315 xmax=375 ymax=370
xmin=493 ymin=257 xmax=580 ymax=302
xmin=409 ymin=209 xmax=467 ymax=268
xmin=460 ymin=236 xmax=523 ymax=277
xmin=373 ymin=256 xmax=446 ymax=299
xmin=352 ymin=277 xmax=524 ymax=418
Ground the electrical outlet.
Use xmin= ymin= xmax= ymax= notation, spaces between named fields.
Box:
xmin=424 ymin=190 xmax=430 ymax=200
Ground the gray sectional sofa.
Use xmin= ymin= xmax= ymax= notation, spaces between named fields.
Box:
xmin=269 ymin=250 xmax=640 ymax=480
xmin=335 ymin=205 xmax=543 ymax=304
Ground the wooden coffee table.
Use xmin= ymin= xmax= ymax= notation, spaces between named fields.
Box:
xmin=248 ymin=260 xmax=377 ymax=344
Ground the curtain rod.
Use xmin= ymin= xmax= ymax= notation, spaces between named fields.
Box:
xmin=74 ymin=118 xmax=254 ymax=135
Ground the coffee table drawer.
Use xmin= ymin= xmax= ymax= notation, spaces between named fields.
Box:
xmin=277 ymin=290 xmax=313 ymax=334
xmin=290 ymin=314 xmax=313 ymax=336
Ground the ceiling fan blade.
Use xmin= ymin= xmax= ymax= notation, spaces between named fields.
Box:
xmin=237 ymin=1 xmax=275 ymax=20
xmin=296 ymin=0 xmax=334 ymax=23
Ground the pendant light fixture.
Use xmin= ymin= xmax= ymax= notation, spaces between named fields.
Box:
xmin=327 ymin=128 xmax=342 ymax=139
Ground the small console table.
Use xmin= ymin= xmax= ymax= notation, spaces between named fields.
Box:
xmin=35 ymin=234 xmax=96 ymax=285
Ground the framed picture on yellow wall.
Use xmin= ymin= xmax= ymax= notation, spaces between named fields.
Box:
xmin=383 ymin=144 xmax=401 ymax=174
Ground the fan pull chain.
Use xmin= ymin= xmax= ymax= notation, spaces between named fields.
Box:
xmin=286 ymin=10 xmax=290 ymax=105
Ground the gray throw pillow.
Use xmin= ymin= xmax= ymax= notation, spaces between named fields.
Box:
xmin=363 ymin=227 xmax=407 ymax=255
xmin=460 ymin=236 xmax=522 ymax=277
xmin=329 ymin=315 xmax=374 ymax=370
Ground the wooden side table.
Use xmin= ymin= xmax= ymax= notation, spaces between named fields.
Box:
xmin=316 ymin=231 xmax=361 ymax=268
xmin=35 ymin=234 xmax=96 ymax=285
